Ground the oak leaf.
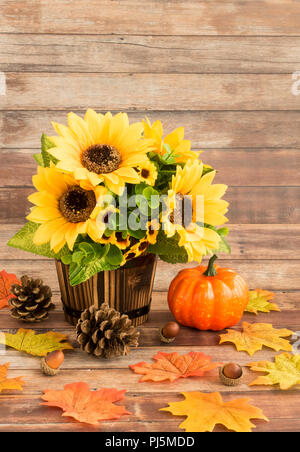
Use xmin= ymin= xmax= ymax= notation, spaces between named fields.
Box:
xmin=0 ymin=363 xmax=25 ymax=393
xmin=245 ymin=289 xmax=280 ymax=315
xmin=41 ymin=382 xmax=131 ymax=426
xmin=130 ymin=351 xmax=221 ymax=382
xmin=0 ymin=328 xmax=73 ymax=356
xmin=161 ymin=392 xmax=268 ymax=432
xmin=248 ymin=353 xmax=300 ymax=390
xmin=0 ymin=270 xmax=20 ymax=310
xmin=219 ymin=322 xmax=293 ymax=356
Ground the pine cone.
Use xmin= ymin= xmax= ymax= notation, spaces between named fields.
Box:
xmin=9 ymin=275 xmax=54 ymax=322
xmin=76 ymin=303 xmax=140 ymax=359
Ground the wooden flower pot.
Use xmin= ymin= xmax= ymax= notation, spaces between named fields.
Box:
xmin=55 ymin=254 xmax=158 ymax=327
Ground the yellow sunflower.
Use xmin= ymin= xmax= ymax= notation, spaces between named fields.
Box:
xmin=146 ymin=219 xmax=160 ymax=245
xmin=123 ymin=238 xmax=149 ymax=262
xmin=161 ymin=159 xmax=229 ymax=262
xmin=135 ymin=160 xmax=158 ymax=186
xmin=143 ymin=118 xmax=200 ymax=163
xmin=49 ymin=110 xmax=154 ymax=195
xmin=99 ymin=231 xmax=130 ymax=250
xmin=27 ymin=166 xmax=110 ymax=253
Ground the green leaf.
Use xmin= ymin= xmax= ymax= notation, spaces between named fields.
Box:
xmin=202 ymin=165 xmax=215 ymax=176
xmin=213 ymin=234 xmax=231 ymax=255
xmin=72 ymin=251 xmax=84 ymax=264
xmin=217 ymin=227 xmax=229 ymax=237
xmin=159 ymin=254 xmax=189 ymax=264
xmin=143 ymin=186 xmax=160 ymax=209
xmin=61 ymin=254 xmax=72 ymax=265
xmin=135 ymin=182 xmax=148 ymax=195
xmin=7 ymin=222 xmax=70 ymax=259
xmin=148 ymin=230 xmax=188 ymax=262
xmin=204 ymin=224 xmax=231 ymax=255
xmin=78 ymin=242 xmax=96 ymax=255
xmin=67 ymin=242 xmax=118 ymax=286
xmin=128 ymin=228 xmax=146 ymax=240
xmin=164 ymin=143 xmax=172 ymax=154
xmin=106 ymin=245 xmax=124 ymax=266
xmin=33 ymin=153 xmax=44 ymax=166
xmin=41 ymin=134 xmax=59 ymax=167
xmin=135 ymin=194 xmax=150 ymax=216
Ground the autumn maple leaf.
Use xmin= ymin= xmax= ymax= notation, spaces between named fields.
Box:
xmin=219 ymin=322 xmax=293 ymax=356
xmin=0 ymin=328 xmax=73 ymax=356
xmin=0 ymin=363 xmax=25 ymax=393
xmin=42 ymin=382 xmax=131 ymax=426
xmin=161 ymin=392 xmax=269 ymax=432
xmin=245 ymin=289 xmax=280 ymax=315
xmin=0 ymin=270 xmax=20 ymax=310
xmin=130 ymin=351 xmax=221 ymax=382
xmin=248 ymin=353 xmax=300 ymax=390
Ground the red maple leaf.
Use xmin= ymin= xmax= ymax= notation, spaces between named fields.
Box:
xmin=130 ymin=351 xmax=222 ymax=383
xmin=0 ymin=270 xmax=20 ymax=310
xmin=42 ymin=382 xmax=131 ymax=426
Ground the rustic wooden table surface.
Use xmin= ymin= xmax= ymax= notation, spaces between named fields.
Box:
xmin=0 ymin=0 xmax=300 ymax=432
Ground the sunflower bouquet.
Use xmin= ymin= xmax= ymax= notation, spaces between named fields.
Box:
xmin=8 ymin=110 xmax=229 ymax=287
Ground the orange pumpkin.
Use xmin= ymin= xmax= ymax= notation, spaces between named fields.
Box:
xmin=168 ymin=255 xmax=249 ymax=331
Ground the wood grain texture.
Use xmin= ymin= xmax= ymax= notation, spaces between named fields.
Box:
xmin=1 ymin=186 xmax=299 ymax=224
xmin=1 ymin=259 xmax=300 ymax=291
xmin=1 ymin=308 xmax=299 ymax=336
xmin=2 ymin=329 xmax=299 ymax=368
xmin=1 ymin=73 xmax=300 ymax=111
xmin=1 ymin=0 xmax=299 ymax=434
xmin=2 ymin=111 xmax=300 ymax=149
xmin=1 ymin=291 xmax=299 ymax=331
xmin=0 ymin=419 xmax=299 ymax=433
xmin=1 ymin=35 xmax=300 ymax=73
xmin=1 ymin=0 xmax=300 ymax=36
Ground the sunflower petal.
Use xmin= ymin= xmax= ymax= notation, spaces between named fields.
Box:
xmin=68 ymin=112 xmax=93 ymax=150
xmin=33 ymin=218 xmax=67 ymax=246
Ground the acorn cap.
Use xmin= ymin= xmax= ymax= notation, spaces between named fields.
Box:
xmin=219 ymin=364 xmax=243 ymax=386
xmin=41 ymin=357 xmax=60 ymax=376
xmin=159 ymin=327 xmax=175 ymax=343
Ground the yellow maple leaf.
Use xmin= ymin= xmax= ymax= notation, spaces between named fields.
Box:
xmin=0 ymin=363 xmax=25 ymax=392
xmin=0 ymin=328 xmax=73 ymax=357
xmin=161 ymin=392 xmax=268 ymax=432
xmin=245 ymin=289 xmax=280 ymax=315
xmin=248 ymin=353 xmax=300 ymax=390
xmin=219 ymin=322 xmax=293 ymax=356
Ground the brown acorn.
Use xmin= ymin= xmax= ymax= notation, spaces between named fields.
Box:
xmin=159 ymin=321 xmax=181 ymax=343
xmin=219 ymin=362 xmax=243 ymax=386
xmin=41 ymin=350 xmax=64 ymax=376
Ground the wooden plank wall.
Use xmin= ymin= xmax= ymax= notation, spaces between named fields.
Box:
xmin=0 ymin=0 xmax=300 ymax=289
xmin=0 ymin=0 xmax=300 ymax=433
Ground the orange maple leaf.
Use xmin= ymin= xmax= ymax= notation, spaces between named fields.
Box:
xmin=41 ymin=382 xmax=131 ymax=426
xmin=0 ymin=270 xmax=20 ymax=310
xmin=219 ymin=322 xmax=293 ymax=356
xmin=161 ymin=392 xmax=269 ymax=432
xmin=0 ymin=363 xmax=25 ymax=393
xmin=130 ymin=351 xmax=222 ymax=382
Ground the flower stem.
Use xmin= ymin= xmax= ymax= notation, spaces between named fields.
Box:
xmin=203 ymin=254 xmax=218 ymax=277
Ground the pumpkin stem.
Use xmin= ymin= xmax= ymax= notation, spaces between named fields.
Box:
xmin=203 ymin=254 xmax=218 ymax=277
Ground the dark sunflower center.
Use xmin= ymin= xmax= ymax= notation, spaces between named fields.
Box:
xmin=141 ymin=169 xmax=150 ymax=179
xmin=169 ymin=193 xmax=193 ymax=228
xmin=116 ymin=232 xmax=126 ymax=243
xmin=81 ymin=144 xmax=121 ymax=174
xmin=59 ymin=186 xmax=96 ymax=223
xmin=139 ymin=241 xmax=149 ymax=252
xmin=148 ymin=226 xmax=155 ymax=235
